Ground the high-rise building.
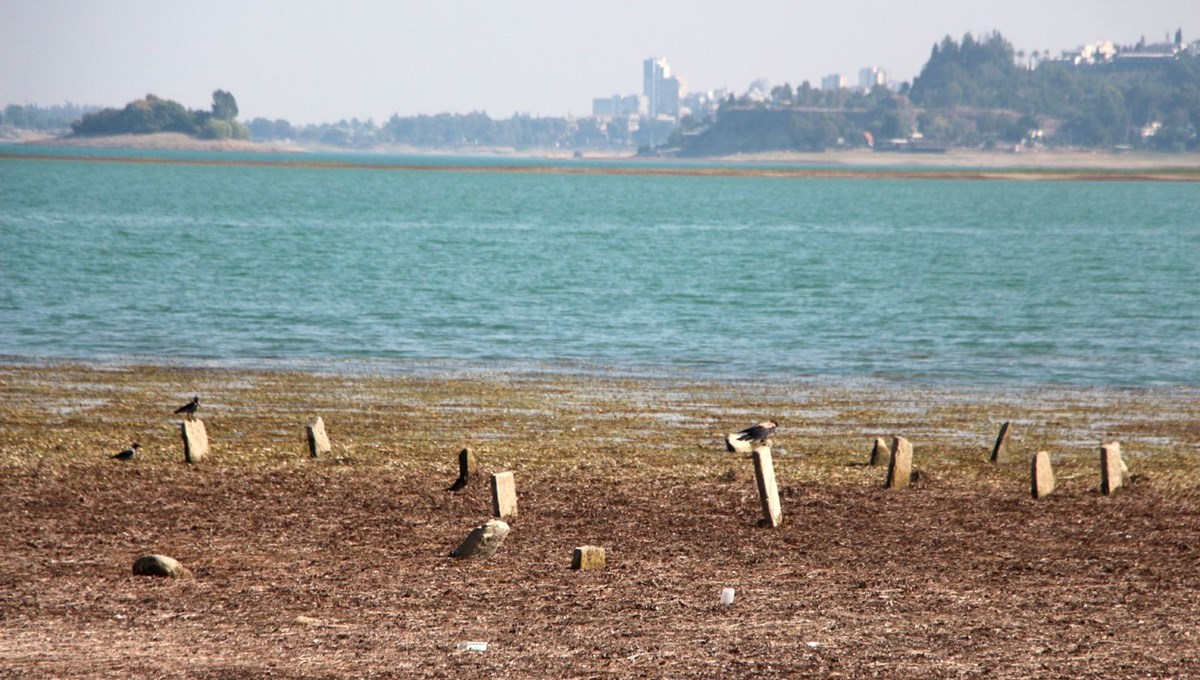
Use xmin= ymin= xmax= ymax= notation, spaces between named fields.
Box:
xmin=643 ymin=57 xmax=685 ymax=118
xmin=820 ymin=74 xmax=847 ymax=91
xmin=592 ymin=94 xmax=647 ymax=118
xmin=858 ymin=67 xmax=887 ymax=91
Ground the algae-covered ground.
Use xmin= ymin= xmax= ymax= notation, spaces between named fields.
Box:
xmin=1 ymin=363 xmax=1198 ymax=678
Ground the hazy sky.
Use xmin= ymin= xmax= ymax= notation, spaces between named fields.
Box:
xmin=2 ymin=0 xmax=1197 ymax=124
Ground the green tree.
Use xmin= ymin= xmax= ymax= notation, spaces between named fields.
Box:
xmin=211 ymin=90 xmax=238 ymax=121
xmin=201 ymin=119 xmax=233 ymax=140
xmin=770 ymin=83 xmax=794 ymax=106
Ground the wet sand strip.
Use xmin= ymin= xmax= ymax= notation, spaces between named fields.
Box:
xmin=6 ymin=152 xmax=1200 ymax=182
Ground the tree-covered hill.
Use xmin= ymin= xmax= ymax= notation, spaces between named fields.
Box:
xmin=908 ymin=32 xmax=1200 ymax=149
xmin=680 ymin=31 xmax=1200 ymax=154
xmin=71 ymin=90 xmax=249 ymax=140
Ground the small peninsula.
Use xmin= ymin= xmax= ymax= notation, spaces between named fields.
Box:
xmin=70 ymin=90 xmax=250 ymax=142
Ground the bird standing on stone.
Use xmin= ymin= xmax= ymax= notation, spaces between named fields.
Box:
xmin=736 ymin=420 xmax=778 ymax=444
xmin=174 ymin=396 xmax=200 ymax=420
xmin=112 ymin=443 xmax=140 ymax=460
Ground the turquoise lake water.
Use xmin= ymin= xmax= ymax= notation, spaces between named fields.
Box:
xmin=1 ymin=148 xmax=1197 ymax=385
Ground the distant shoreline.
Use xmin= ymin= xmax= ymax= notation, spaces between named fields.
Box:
xmin=17 ymin=131 xmax=302 ymax=153
xmin=7 ymin=132 xmax=1200 ymax=180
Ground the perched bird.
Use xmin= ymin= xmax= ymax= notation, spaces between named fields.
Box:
xmin=735 ymin=420 xmax=778 ymax=444
xmin=174 ymin=396 xmax=200 ymax=420
xmin=112 ymin=443 xmax=140 ymax=460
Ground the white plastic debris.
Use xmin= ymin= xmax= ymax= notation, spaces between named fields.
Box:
xmin=457 ymin=641 xmax=488 ymax=652
xmin=720 ymin=587 xmax=735 ymax=605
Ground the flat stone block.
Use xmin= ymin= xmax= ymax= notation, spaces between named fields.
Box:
xmin=451 ymin=519 xmax=510 ymax=559
xmin=306 ymin=417 xmax=331 ymax=458
xmin=869 ymin=437 xmax=890 ymax=466
xmin=1101 ymin=442 xmax=1123 ymax=495
xmin=752 ymin=446 xmax=782 ymax=527
xmin=132 ymin=554 xmax=192 ymax=578
xmin=990 ymin=421 xmax=1012 ymax=463
xmin=885 ymin=436 xmax=913 ymax=489
xmin=571 ymin=545 xmax=606 ymax=570
xmin=725 ymin=433 xmax=754 ymax=454
xmin=1031 ymin=450 xmax=1055 ymax=499
xmin=491 ymin=471 xmax=518 ymax=519
xmin=181 ymin=418 xmax=208 ymax=464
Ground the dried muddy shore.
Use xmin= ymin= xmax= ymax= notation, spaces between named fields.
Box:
xmin=1 ymin=363 xmax=1198 ymax=678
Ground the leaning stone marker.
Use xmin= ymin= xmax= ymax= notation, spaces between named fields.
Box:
xmin=990 ymin=421 xmax=1012 ymax=463
xmin=725 ymin=433 xmax=754 ymax=454
xmin=571 ymin=546 xmax=607 ymax=570
xmin=450 ymin=519 xmax=511 ymax=559
xmin=132 ymin=554 xmax=192 ymax=578
xmin=885 ymin=436 xmax=913 ymax=489
xmin=306 ymin=417 xmax=331 ymax=458
xmin=752 ymin=446 xmax=782 ymax=528
xmin=869 ymin=437 xmax=891 ymax=466
xmin=181 ymin=419 xmax=209 ymax=464
xmin=491 ymin=471 xmax=518 ymax=519
xmin=1031 ymin=450 xmax=1055 ymax=499
xmin=1100 ymin=442 xmax=1123 ymax=495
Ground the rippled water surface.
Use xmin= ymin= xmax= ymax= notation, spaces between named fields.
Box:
xmin=2 ymin=149 xmax=1197 ymax=385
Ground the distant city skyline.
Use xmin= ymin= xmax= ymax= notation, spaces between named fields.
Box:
xmin=1 ymin=0 xmax=1198 ymax=125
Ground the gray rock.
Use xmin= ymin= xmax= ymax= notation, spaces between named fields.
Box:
xmin=132 ymin=554 xmax=192 ymax=578
xmin=451 ymin=519 xmax=511 ymax=559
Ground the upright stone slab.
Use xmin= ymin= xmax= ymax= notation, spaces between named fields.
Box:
xmin=571 ymin=546 xmax=607 ymax=570
xmin=181 ymin=418 xmax=209 ymax=464
xmin=458 ymin=447 xmax=478 ymax=478
xmin=491 ymin=471 xmax=518 ymax=519
xmin=990 ymin=421 xmax=1012 ymax=463
xmin=725 ymin=433 xmax=754 ymax=454
xmin=450 ymin=519 xmax=510 ymax=559
xmin=306 ymin=417 xmax=331 ymax=458
xmin=752 ymin=446 xmax=782 ymax=528
xmin=447 ymin=448 xmax=478 ymax=491
xmin=1031 ymin=450 xmax=1055 ymax=499
xmin=869 ymin=437 xmax=891 ymax=466
xmin=1100 ymin=442 xmax=1123 ymax=495
xmin=885 ymin=436 xmax=913 ymax=489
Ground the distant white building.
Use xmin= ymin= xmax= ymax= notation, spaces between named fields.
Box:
xmin=820 ymin=73 xmax=847 ymax=91
xmin=592 ymin=94 xmax=646 ymax=118
xmin=1059 ymin=40 xmax=1118 ymax=65
xmin=681 ymin=89 xmax=726 ymax=122
xmin=644 ymin=57 xmax=686 ymax=118
xmin=858 ymin=67 xmax=887 ymax=91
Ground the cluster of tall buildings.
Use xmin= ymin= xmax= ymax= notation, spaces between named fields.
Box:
xmin=591 ymin=58 xmax=895 ymax=121
xmin=820 ymin=67 xmax=890 ymax=92
xmin=592 ymin=57 xmax=687 ymax=120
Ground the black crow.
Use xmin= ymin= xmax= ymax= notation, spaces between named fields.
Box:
xmin=735 ymin=420 xmax=778 ymax=444
xmin=112 ymin=443 xmax=140 ymax=460
xmin=174 ymin=396 xmax=200 ymax=419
